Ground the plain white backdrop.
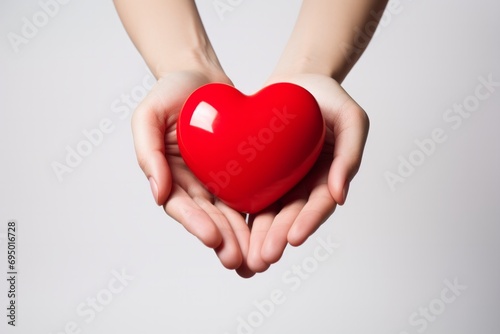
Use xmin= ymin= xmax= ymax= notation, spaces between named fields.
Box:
xmin=1 ymin=0 xmax=499 ymax=333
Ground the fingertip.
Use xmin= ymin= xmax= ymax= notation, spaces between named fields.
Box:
xmin=287 ymin=230 xmax=308 ymax=247
xmin=147 ymin=176 xmax=157 ymax=203
xmin=135 ymin=151 xmax=172 ymax=206
xmin=240 ymin=252 xmax=267 ymax=275
xmin=217 ymin=247 xmax=243 ymax=270
xmin=287 ymin=187 xmax=336 ymax=247
xmin=165 ymin=195 xmax=223 ymax=249
xmin=137 ymin=148 xmax=172 ymax=205
xmin=328 ymin=161 xmax=347 ymax=205
xmin=199 ymin=225 xmax=223 ymax=249
xmin=236 ymin=266 xmax=257 ymax=279
xmin=341 ymin=182 xmax=350 ymax=205
xmin=153 ymin=156 xmax=172 ymax=205
xmin=287 ymin=217 xmax=316 ymax=247
xmin=261 ymin=241 xmax=285 ymax=265
xmin=247 ymin=253 xmax=271 ymax=273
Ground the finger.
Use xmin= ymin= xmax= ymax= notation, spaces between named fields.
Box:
xmin=164 ymin=184 xmax=222 ymax=249
xmin=247 ymin=206 xmax=278 ymax=273
xmin=235 ymin=262 xmax=256 ymax=279
xmin=131 ymin=97 xmax=173 ymax=205
xmin=235 ymin=250 xmax=256 ymax=278
xmin=167 ymin=160 xmax=244 ymax=269
xmin=131 ymin=73 xmax=206 ymax=206
xmin=196 ymin=199 xmax=243 ymax=270
xmin=165 ymin=187 xmax=244 ymax=270
xmin=216 ymin=203 xmax=255 ymax=278
xmin=287 ymin=183 xmax=336 ymax=246
xmin=260 ymin=190 xmax=308 ymax=264
xmin=286 ymin=75 xmax=369 ymax=205
xmin=327 ymin=100 xmax=369 ymax=205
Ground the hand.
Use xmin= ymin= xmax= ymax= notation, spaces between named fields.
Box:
xmin=115 ymin=0 xmax=381 ymax=278
xmin=132 ymin=70 xmax=255 ymax=276
xmin=246 ymin=73 xmax=370 ymax=272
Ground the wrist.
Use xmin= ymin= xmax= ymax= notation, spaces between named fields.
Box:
xmin=270 ymin=51 xmax=347 ymax=84
xmin=114 ymin=0 xmax=227 ymax=83
xmin=268 ymin=1 xmax=389 ymax=84
xmin=153 ymin=44 xmax=228 ymax=83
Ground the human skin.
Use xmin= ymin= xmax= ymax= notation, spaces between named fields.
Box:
xmin=114 ymin=0 xmax=388 ymax=277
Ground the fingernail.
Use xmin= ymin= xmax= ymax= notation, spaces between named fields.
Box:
xmin=342 ymin=183 xmax=350 ymax=204
xmin=149 ymin=177 xmax=158 ymax=204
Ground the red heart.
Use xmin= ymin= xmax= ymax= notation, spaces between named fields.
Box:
xmin=177 ymin=83 xmax=325 ymax=213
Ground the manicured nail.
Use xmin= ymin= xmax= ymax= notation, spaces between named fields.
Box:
xmin=149 ymin=177 xmax=158 ymax=204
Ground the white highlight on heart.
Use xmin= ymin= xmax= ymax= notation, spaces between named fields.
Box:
xmin=189 ymin=101 xmax=218 ymax=133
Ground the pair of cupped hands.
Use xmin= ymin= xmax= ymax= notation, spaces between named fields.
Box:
xmin=132 ymin=69 xmax=369 ymax=278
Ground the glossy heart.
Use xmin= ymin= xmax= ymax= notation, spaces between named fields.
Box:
xmin=177 ymin=83 xmax=325 ymax=213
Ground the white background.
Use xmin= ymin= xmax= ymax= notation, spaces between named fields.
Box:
xmin=1 ymin=0 xmax=499 ymax=333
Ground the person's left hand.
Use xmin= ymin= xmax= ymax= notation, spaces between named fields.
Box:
xmin=245 ymin=73 xmax=370 ymax=273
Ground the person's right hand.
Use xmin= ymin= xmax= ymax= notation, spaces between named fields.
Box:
xmin=132 ymin=71 xmax=254 ymax=276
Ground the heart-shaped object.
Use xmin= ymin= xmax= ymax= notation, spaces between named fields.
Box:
xmin=177 ymin=82 xmax=325 ymax=213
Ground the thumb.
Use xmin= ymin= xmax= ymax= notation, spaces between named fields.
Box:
xmin=292 ymin=74 xmax=370 ymax=205
xmin=327 ymin=99 xmax=369 ymax=205
xmin=131 ymin=98 xmax=173 ymax=205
